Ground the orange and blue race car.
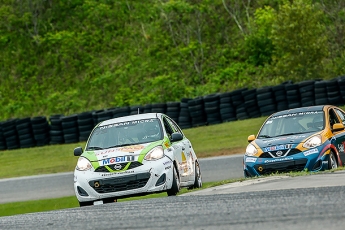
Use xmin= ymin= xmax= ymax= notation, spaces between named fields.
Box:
xmin=244 ymin=105 xmax=345 ymax=177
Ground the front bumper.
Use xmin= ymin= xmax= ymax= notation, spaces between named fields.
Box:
xmin=74 ymin=156 xmax=174 ymax=202
xmin=243 ymin=148 xmax=330 ymax=177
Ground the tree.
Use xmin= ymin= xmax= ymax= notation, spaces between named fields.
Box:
xmin=269 ymin=0 xmax=329 ymax=81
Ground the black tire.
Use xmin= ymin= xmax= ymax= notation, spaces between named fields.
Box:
xmin=167 ymin=166 xmax=180 ymax=196
xmin=188 ymin=161 xmax=202 ymax=189
xmin=328 ymin=151 xmax=338 ymax=170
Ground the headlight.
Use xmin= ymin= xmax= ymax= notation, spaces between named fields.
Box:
xmin=245 ymin=144 xmax=258 ymax=156
xmin=303 ymin=135 xmax=322 ymax=148
xmin=144 ymin=146 xmax=164 ymax=161
xmin=76 ymin=157 xmax=93 ymax=171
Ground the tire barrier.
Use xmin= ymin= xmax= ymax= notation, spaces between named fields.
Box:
xmin=203 ymin=94 xmax=222 ymax=125
xmin=49 ymin=114 xmax=64 ymax=144
xmin=219 ymin=92 xmax=236 ymax=122
xmin=166 ymin=102 xmax=180 ymax=124
xmin=61 ymin=114 xmax=79 ymax=144
xmin=178 ymin=98 xmax=192 ymax=129
xmin=1 ymin=76 xmax=345 ymax=150
xmin=188 ymin=97 xmax=207 ymax=127
xmin=3 ymin=119 xmax=19 ymax=150
xmin=130 ymin=105 xmax=144 ymax=115
xmin=77 ymin=112 xmax=94 ymax=142
xmin=0 ymin=122 xmax=6 ymax=150
xmin=16 ymin=117 xmax=35 ymax=149
xmin=31 ymin=116 xmax=50 ymax=147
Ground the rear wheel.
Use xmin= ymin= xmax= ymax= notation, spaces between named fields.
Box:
xmin=328 ymin=151 xmax=338 ymax=170
xmin=188 ymin=161 xmax=202 ymax=189
xmin=167 ymin=166 xmax=180 ymax=196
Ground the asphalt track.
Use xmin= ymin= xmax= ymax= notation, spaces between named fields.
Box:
xmin=0 ymin=154 xmax=244 ymax=204
xmin=1 ymin=171 xmax=345 ymax=229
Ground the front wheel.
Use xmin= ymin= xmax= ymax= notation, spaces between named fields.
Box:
xmin=328 ymin=151 xmax=338 ymax=170
xmin=167 ymin=166 xmax=180 ymax=196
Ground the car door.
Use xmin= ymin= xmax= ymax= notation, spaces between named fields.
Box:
xmin=162 ymin=116 xmax=188 ymax=183
xmin=333 ymin=108 xmax=345 ymax=166
xmin=165 ymin=116 xmax=194 ymax=182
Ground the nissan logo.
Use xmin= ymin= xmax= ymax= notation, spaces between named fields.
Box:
xmin=114 ymin=164 xmax=122 ymax=170
xmin=276 ymin=151 xmax=283 ymax=157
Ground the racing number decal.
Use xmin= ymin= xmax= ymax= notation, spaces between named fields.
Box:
xmin=181 ymin=152 xmax=188 ymax=173
xmin=181 ymin=151 xmax=193 ymax=175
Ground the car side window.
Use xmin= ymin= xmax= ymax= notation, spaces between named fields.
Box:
xmin=335 ymin=109 xmax=345 ymax=125
xmin=329 ymin=109 xmax=340 ymax=128
xmin=162 ymin=118 xmax=174 ymax=139
xmin=166 ymin=117 xmax=183 ymax=136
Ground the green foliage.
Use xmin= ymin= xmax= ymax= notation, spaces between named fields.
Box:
xmin=269 ymin=0 xmax=329 ymax=81
xmin=0 ymin=0 xmax=342 ymax=120
xmin=244 ymin=6 xmax=275 ymax=66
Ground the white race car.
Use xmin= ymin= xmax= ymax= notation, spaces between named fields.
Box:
xmin=73 ymin=113 xmax=202 ymax=206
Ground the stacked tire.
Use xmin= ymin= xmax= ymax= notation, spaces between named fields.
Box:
xmin=273 ymin=84 xmax=288 ymax=111
xmin=178 ymin=98 xmax=192 ymax=129
xmin=285 ymin=83 xmax=301 ymax=109
xmin=143 ymin=104 xmax=152 ymax=114
xmin=77 ymin=112 xmax=94 ymax=142
xmin=61 ymin=115 xmax=79 ymax=144
xmin=0 ymin=122 xmax=6 ymax=150
xmin=314 ymin=80 xmax=329 ymax=105
xmin=16 ymin=117 xmax=35 ymax=149
xmin=2 ymin=119 xmax=19 ymax=150
xmin=218 ymin=92 xmax=236 ymax=122
xmin=231 ymin=88 xmax=249 ymax=120
xmin=203 ymin=94 xmax=222 ymax=125
xmin=130 ymin=105 xmax=144 ymax=115
xmin=326 ymin=79 xmax=343 ymax=106
xmin=256 ymin=87 xmax=276 ymax=116
xmin=243 ymin=89 xmax=261 ymax=118
xmin=49 ymin=115 xmax=64 ymax=145
xmin=93 ymin=110 xmax=111 ymax=124
xmin=188 ymin=97 xmax=206 ymax=127
xmin=337 ymin=76 xmax=345 ymax=102
xmin=166 ymin=102 xmax=180 ymax=123
xmin=31 ymin=116 xmax=50 ymax=147
xmin=151 ymin=103 xmax=167 ymax=114
xmin=298 ymin=80 xmax=316 ymax=107
xmin=112 ymin=107 xmax=130 ymax=118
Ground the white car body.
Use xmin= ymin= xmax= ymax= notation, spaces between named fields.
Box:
xmin=73 ymin=113 xmax=202 ymax=206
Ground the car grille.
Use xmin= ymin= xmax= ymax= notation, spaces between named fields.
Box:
xmin=259 ymin=148 xmax=302 ymax=158
xmin=94 ymin=161 xmax=143 ymax=172
xmin=255 ymin=158 xmax=307 ymax=175
xmin=89 ymin=172 xmax=150 ymax=193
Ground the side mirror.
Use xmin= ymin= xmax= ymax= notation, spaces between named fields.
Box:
xmin=248 ymin=134 xmax=256 ymax=143
xmin=171 ymin=132 xmax=183 ymax=142
xmin=332 ymin=123 xmax=345 ymax=132
xmin=74 ymin=147 xmax=83 ymax=156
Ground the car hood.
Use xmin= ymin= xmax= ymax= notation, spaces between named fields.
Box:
xmin=254 ymin=133 xmax=313 ymax=150
xmin=82 ymin=141 xmax=163 ymax=164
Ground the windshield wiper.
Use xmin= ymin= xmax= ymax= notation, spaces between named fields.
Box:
xmin=258 ymin=135 xmax=272 ymax=138
xmin=105 ymin=143 xmax=136 ymax=149
xmin=87 ymin=146 xmax=104 ymax=150
xmin=275 ymin=132 xmax=299 ymax=137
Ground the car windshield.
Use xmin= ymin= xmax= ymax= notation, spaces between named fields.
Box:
xmin=86 ymin=118 xmax=163 ymax=150
xmin=257 ymin=110 xmax=324 ymax=139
